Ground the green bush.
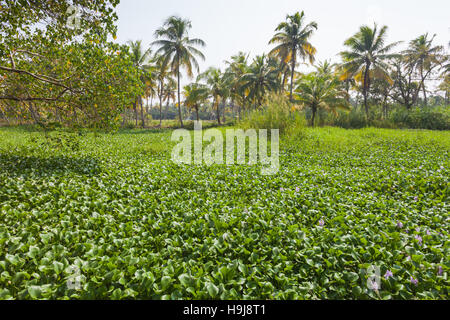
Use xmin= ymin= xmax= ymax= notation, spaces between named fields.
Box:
xmin=240 ymin=93 xmax=306 ymax=136
xmin=324 ymin=105 xmax=449 ymax=130
xmin=390 ymin=106 xmax=450 ymax=130
xmin=327 ymin=108 xmax=369 ymax=129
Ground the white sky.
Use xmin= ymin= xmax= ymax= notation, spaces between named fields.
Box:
xmin=115 ymin=0 xmax=449 ymax=82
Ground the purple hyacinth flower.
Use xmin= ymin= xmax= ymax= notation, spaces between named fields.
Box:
xmin=397 ymin=221 xmax=403 ymax=228
xmin=318 ymin=219 xmax=325 ymax=227
xmin=426 ymin=230 xmax=431 ymax=236
xmin=414 ymin=196 xmax=418 ymax=202
xmin=384 ymin=270 xmax=393 ymax=279
xmin=438 ymin=266 xmax=443 ymax=276
xmin=369 ymin=280 xmax=379 ymax=291
xmin=296 ymin=187 xmax=300 ymax=193
xmin=410 ymin=277 xmax=418 ymax=286
xmin=415 ymin=235 xmax=423 ymax=245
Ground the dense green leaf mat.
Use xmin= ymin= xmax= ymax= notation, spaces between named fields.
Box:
xmin=0 ymin=127 xmax=448 ymax=299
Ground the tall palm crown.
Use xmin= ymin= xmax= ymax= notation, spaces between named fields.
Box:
xmin=152 ymin=16 xmax=206 ymax=127
xmin=315 ymin=60 xmax=336 ymax=77
xmin=403 ymin=33 xmax=444 ymax=105
xmin=269 ymin=11 xmax=318 ymax=101
xmin=241 ymin=55 xmax=279 ymax=108
xmin=340 ymin=24 xmax=400 ymax=118
xmin=128 ymin=40 xmax=153 ymax=70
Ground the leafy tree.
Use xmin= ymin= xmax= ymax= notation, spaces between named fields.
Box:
xmin=403 ymin=33 xmax=445 ymax=105
xmin=390 ymin=57 xmax=423 ymax=109
xmin=370 ymin=78 xmax=394 ymax=119
xmin=340 ymin=24 xmax=400 ymax=119
xmin=152 ymin=16 xmax=206 ymax=128
xmin=0 ymin=0 xmax=140 ymax=129
xmin=295 ymin=72 xmax=349 ymax=127
xmin=269 ymin=11 xmax=318 ymax=102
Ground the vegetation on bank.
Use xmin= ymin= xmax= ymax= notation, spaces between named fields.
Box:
xmin=1 ymin=3 xmax=448 ymax=131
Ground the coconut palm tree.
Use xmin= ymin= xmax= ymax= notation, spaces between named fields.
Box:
xmin=142 ymin=67 xmax=157 ymax=127
xmin=294 ymin=72 xmax=350 ymax=127
xmin=315 ymin=60 xmax=336 ymax=77
xmin=152 ymin=16 xmax=206 ymax=128
xmin=340 ymin=24 xmax=400 ymax=119
xmin=225 ymin=52 xmax=250 ymax=120
xmin=403 ymin=33 xmax=445 ymax=105
xmin=269 ymin=11 xmax=318 ymax=102
xmin=154 ymin=55 xmax=171 ymax=127
xmin=240 ymin=55 xmax=279 ymax=108
xmin=183 ymin=83 xmax=209 ymax=121
xmin=164 ymin=76 xmax=177 ymax=121
xmin=199 ymin=67 xmax=229 ymax=125
xmin=127 ymin=40 xmax=153 ymax=127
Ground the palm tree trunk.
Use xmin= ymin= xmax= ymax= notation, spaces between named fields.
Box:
xmin=420 ymin=67 xmax=427 ymax=106
xmin=177 ymin=61 xmax=184 ymax=128
xmin=311 ymin=105 xmax=317 ymax=127
xmin=222 ymin=100 xmax=226 ymax=124
xmin=215 ymin=98 xmax=221 ymax=125
xmin=345 ymin=80 xmax=350 ymax=103
xmin=195 ymin=105 xmax=199 ymax=122
xmin=289 ymin=50 xmax=296 ymax=102
xmin=159 ymin=96 xmax=163 ymax=128
xmin=159 ymin=83 xmax=163 ymax=128
xmin=282 ymin=68 xmax=288 ymax=93
xmin=363 ymin=63 xmax=370 ymax=120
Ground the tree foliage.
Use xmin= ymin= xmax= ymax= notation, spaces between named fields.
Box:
xmin=0 ymin=0 xmax=141 ymax=129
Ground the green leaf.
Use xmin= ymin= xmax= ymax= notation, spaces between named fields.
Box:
xmin=28 ymin=286 xmax=42 ymax=299
xmin=53 ymin=261 xmax=64 ymax=274
xmin=206 ymin=282 xmax=219 ymax=298
xmin=178 ymin=273 xmax=191 ymax=287
xmin=161 ymin=276 xmax=171 ymax=290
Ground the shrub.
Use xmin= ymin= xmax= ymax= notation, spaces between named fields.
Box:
xmin=389 ymin=106 xmax=450 ymax=130
xmin=240 ymin=93 xmax=306 ymax=136
xmin=324 ymin=105 xmax=449 ymax=130
xmin=330 ymin=108 xmax=369 ymax=129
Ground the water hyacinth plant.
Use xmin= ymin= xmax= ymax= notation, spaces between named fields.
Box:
xmin=0 ymin=124 xmax=448 ymax=300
